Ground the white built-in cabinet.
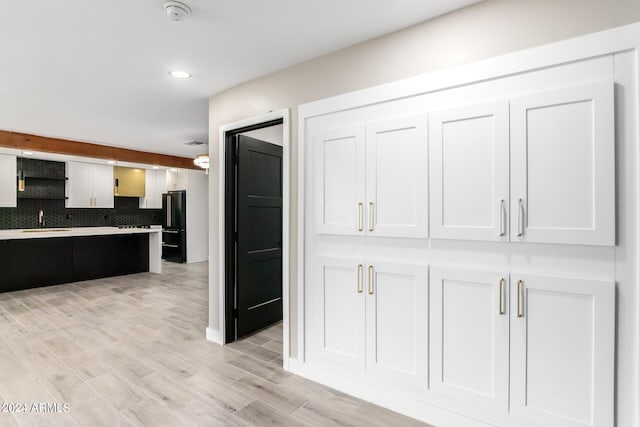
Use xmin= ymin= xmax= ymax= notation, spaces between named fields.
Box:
xmin=313 ymin=114 xmax=428 ymax=238
xmin=140 ymin=169 xmax=167 ymax=209
xmin=429 ymin=81 xmax=614 ymax=246
xmin=307 ymin=257 xmax=428 ymax=395
xmin=429 ymin=101 xmax=510 ymax=241
xmin=430 ymin=267 xmax=614 ymax=427
xmin=510 ymin=81 xmax=615 ymax=246
xmin=304 ymin=55 xmax=619 ymax=427
xmin=0 ymin=154 xmax=17 ymax=207
xmin=66 ymin=161 xmax=114 ymax=208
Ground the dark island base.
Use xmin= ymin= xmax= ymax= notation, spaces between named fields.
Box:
xmin=0 ymin=234 xmax=149 ymax=293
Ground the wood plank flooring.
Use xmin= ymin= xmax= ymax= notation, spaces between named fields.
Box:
xmin=0 ymin=261 xmax=428 ymax=426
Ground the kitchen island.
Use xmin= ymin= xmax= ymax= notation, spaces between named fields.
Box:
xmin=0 ymin=227 xmax=161 ymax=293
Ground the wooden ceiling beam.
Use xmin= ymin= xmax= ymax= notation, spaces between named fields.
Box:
xmin=0 ymin=130 xmax=201 ymax=170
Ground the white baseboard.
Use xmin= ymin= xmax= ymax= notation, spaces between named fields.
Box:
xmin=205 ymin=327 xmax=223 ymax=345
xmin=287 ymin=358 xmax=492 ymax=427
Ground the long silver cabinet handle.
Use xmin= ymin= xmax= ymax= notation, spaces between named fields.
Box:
xmin=499 ymin=199 xmax=505 ymax=237
xmin=368 ymin=265 xmax=374 ymax=295
xmin=517 ymin=198 xmax=524 ymax=237
xmin=517 ymin=279 xmax=524 ymax=318
xmin=357 ymin=264 xmax=363 ymax=293
xmin=499 ymin=277 xmax=505 ymax=315
xmin=357 ymin=202 xmax=363 ymax=232
xmin=368 ymin=202 xmax=374 ymax=232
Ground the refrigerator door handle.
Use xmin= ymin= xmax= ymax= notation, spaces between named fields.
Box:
xmin=166 ymin=195 xmax=172 ymax=227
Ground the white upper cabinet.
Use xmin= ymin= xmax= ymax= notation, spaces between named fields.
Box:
xmin=429 ymin=101 xmax=509 ymax=241
xmin=66 ymin=162 xmax=114 ymax=208
xmin=91 ymin=164 xmax=115 ymax=208
xmin=510 ymin=81 xmax=615 ymax=246
xmin=313 ymin=114 xmax=428 ymax=238
xmin=366 ymin=115 xmax=428 ymax=238
xmin=429 ymin=267 xmax=509 ymax=421
xmin=166 ymin=168 xmax=187 ymax=191
xmin=313 ymin=126 xmax=365 ymax=236
xmin=140 ymin=169 xmax=167 ymax=209
xmin=0 ymin=154 xmax=17 ymax=207
xmin=510 ymin=274 xmax=614 ymax=427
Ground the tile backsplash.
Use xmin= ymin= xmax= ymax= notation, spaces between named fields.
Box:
xmin=0 ymin=197 xmax=163 ymax=230
xmin=0 ymin=158 xmax=162 ymax=229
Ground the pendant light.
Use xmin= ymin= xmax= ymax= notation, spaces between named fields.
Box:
xmin=193 ymin=153 xmax=209 ymax=174
xmin=17 ymin=154 xmax=25 ymax=192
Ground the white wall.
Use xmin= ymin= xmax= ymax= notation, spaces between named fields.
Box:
xmin=241 ymin=124 xmax=284 ymax=146
xmin=186 ymin=169 xmax=208 ymax=263
xmin=209 ymin=0 xmax=640 ymax=358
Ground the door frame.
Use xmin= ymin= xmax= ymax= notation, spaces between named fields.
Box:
xmin=217 ymin=109 xmax=290 ymax=366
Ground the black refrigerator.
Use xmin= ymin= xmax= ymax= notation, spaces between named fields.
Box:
xmin=162 ymin=190 xmax=187 ymax=263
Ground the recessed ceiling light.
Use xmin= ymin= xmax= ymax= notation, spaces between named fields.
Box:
xmin=23 ymin=151 xmax=33 ymax=155
xmin=169 ymin=70 xmax=191 ymax=79
xmin=152 ymin=166 xmax=159 ymax=169
xmin=170 ymin=168 xmax=178 ymax=172
xmin=108 ymin=160 xmax=116 ymax=164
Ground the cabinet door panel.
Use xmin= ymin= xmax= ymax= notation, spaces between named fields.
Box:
xmin=429 ymin=101 xmax=509 ymax=241
xmin=0 ymin=154 xmax=16 ymax=207
xmin=510 ymin=274 xmax=614 ymax=427
xmin=66 ymin=162 xmax=92 ymax=208
xmin=307 ymin=257 xmax=365 ymax=372
xmin=365 ymin=261 xmax=428 ymax=394
xmin=511 ymin=81 xmax=614 ymax=245
xmin=313 ymin=127 xmax=365 ymax=235
xmin=92 ymin=164 xmax=115 ymax=208
xmin=430 ymin=267 xmax=508 ymax=419
xmin=366 ymin=115 xmax=428 ymax=238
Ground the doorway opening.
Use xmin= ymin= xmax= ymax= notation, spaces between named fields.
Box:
xmin=224 ymin=118 xmax=285 ymax=346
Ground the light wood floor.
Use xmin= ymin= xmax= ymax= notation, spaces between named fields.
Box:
xmin=0 ymin=261 xmax=428 ymax=427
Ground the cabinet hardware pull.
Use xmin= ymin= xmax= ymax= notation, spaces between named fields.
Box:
xmin=368 ymin=202 xmax=374 ymax=232
xmin=357 ymin=202 xmax=363 ymax=231
xmin=499 ymin=199 xmax=505 ymax=237
xmin=357 ymin=264 xmax=363 ymax=293
xmin=499 ymin=277 xmax=505 ymax=315
xmin=517 ymin=198 xmax=524 ymax=237
xmin=517 ymin=279 xmax=524 ymax=318
xmin=368 ymin=265 xmax=374 ymax=295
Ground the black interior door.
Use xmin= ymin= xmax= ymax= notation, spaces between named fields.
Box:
xmin=235 ymin=134 xmax=283 ymax=339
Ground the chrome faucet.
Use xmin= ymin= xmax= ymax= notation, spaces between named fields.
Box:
xmin=38 ymin=210 xmax=45 ymax=228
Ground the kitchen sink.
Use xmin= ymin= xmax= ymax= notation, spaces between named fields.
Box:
xmin=21 ymin=229 xmax=70 ymax=233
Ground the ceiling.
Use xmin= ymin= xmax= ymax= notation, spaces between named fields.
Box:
xmin=0 ymin=0 xmax=479 ymax=157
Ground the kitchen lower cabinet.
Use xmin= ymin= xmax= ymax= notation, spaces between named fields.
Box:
xmin=0 ymin=234 xmax=149 ymax=292
xmin=428 ymin=269 xmax=614 ymax=427
xmin=73 ymin=234 xmax=149 ymax=281
xmin=510 ymin=274 xmax=614 ymax=427
xmin=0 ymin=238 xmax=73 ymax=293
xmin=307 ymin=257 xmax=428 ymax=394
xmin=429 ymin=267 xmax=509 ymax=421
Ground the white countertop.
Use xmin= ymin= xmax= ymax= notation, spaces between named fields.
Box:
xmin=0 ymin=226 xmax=162 ymax=240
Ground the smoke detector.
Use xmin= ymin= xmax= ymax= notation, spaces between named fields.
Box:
xmin=163 ymin=1 xmax=191 ymax=22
